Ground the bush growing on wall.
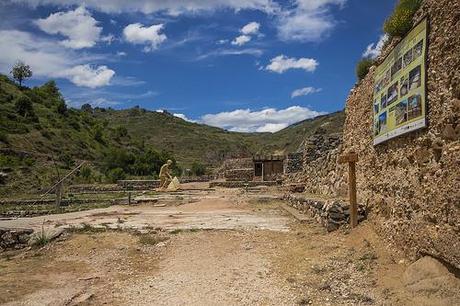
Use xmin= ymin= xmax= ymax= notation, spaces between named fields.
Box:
xmin=384 ymin=0 xmax=422 ymax=38
xmin=355 ymin=58 xmax=374 ymax=81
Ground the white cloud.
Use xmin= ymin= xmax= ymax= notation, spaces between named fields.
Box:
xmin=265 ymin=55 xmax=318 ymax=73
xmin=241 ymin=21 xmax=260 ymax=35
xmin=60 ymin=64 xmax=115 ymax=88
xmin=201 ymin=106 xmax=325 ymax=133
xmin=15 ymin=1 xmax=345 ymax=43
xmin=363 ymin=34 xmax=388 ymax=59
xmin=174 ymin=113 xmax=196 ymax=123
xmin=64 ymin=88 xmax=156 ymax=107
xmin=231 ymin=21 xmax=261 ymax=46
xmin=10 ymin=0 xmax=279 ymax=15
xmin=0 ymin=30 xmax=115 ymax=88
xmin=231 ymin=35 xmax=251 ymax=46
xmin=196 ymin=48 xmax=263 ymax=60
xmin=86 ymin=97 xmax=120 ymax=107
xmin=276 ymin=0 xmax=346 ymax=42
xmin=116 ymin=51 xmax=127 ymax=57
xmin=34 ymin=6 xmax=102 ymax=49
xmin=101 ymin=34 xmax=115 ymax=44
xmin=123 ymin=23 xmax=167 ymax=52
xmin=291 ymin=86 xmax=322 ymax=98
xmin=256 ymin=123 xmax=288 ymax=133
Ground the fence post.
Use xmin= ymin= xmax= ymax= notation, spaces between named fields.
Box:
xmin=55 ymin=181 xmax=63 ymax=207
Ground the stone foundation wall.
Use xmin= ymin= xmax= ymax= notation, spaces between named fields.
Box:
xmin=216 ymin=158 xmax=254 ymax=180
xmin=284 ymin=194 xmax=366 ymax=232
xmin=340 ymin=0 xmax=460 ymax=268
xmin=0 ymin=228 xmax=33 ymax=251
xmin=210 ymin=181 xmax=279 ymax=188
xmin=224 ymin=169 xmax=254 ymax=181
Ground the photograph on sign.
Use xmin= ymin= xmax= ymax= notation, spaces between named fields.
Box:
xmin=372 ymin=18 xmax=428 ymax=145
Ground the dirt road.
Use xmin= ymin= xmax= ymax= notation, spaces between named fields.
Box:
xmin=1 ymin=188 xmax=459 ymax=305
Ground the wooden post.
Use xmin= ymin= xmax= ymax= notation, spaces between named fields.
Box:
xmin=128 ymin=192 xmax=132 ymax=205
xmin=55 ymin=182 xmax=63 ymax=207
xmin=261 ymin=162 xmax=264 ymax=182
xmin=338 ymin=152 xmax=358 ymax=228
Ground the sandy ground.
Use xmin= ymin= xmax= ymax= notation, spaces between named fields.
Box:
xmin=1 ymin=187 xmax=459 ymax=306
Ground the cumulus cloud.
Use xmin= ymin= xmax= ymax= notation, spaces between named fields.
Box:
xmin=0 ymin=30 xmax=115 ymax=88
xmin=173 ymin=113 xmax=196 ymax=122
xmin=201 ymin=106 xmax=324 ymax=133
xmin=276 ymin=0 xmax=346 ymax=42
xmin=60 ymin=65 xmax=115 ymax=88
xmin=363 ymin=34 xmax=388 ymax=59
xmin=15 ymin=1 xmax=345 ymax=43
xmin=265 ymin=55 xmax=318 ymax=73
xmin=231 ymin=21 xmax=261 ymax=46
xmin=9 ymin=0 xmax=279 ymax=15
xmin=241 ymin=21 xmax=260 ymax=35
xmin=231 ymin=35 xmax=251 ymax=46
xmin=34 ymin=6 xmax=103 ymax=49
xmin=291 ymin=87 xmax=322 ymax=98
xmin=256 ymin=123 xmax=289 ymax=133
xmin=123 ymin=23 xmax=167 ymax=52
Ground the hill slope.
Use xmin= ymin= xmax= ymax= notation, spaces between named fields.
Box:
xmin=97 ymin=109 xmax=345 ymax=165
xmin=0 ymin=75 xmax=344 ymax=195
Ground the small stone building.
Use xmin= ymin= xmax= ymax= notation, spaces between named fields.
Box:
xmin=253 ymin=154 xmax=284 ymax=181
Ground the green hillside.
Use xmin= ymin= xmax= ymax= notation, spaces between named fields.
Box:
xmin=0 ymin=75 xmax=344 ymax=195
xmin=97 ymin=109 xmax=344 ymax=165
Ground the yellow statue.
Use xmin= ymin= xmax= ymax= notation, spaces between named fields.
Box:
xmin=159 ymin=160 xmax=173 ymax=190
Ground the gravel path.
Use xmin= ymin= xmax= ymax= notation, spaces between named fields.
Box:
xmin=114 ymin=231 xmax=297 ymax=306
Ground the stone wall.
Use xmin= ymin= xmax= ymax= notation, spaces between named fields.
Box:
xmin=340 ymin=0 xmax=460 ymax=268
xmin=285 ymin=131 xmax=347 ymax=197
xmin=284 ymin=194 xmax=366 ymax=232
xmin=284 ymin=152 xmax=303 ymax=174
xmin=224 ymin=168 xmax=254 ymax=181
xmin=217 ymin=158 xmax=254 ymax=180
xmin=283 ymin=0 xmax=459 ymax=268
xmin=210 ymin=180 xmax=279 ymax=188
xmin=222 ymin=158 xmax=253 ymax=171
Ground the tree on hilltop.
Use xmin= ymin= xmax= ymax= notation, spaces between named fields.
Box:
xmin=10 ymin=61 xmax=33 ymax=87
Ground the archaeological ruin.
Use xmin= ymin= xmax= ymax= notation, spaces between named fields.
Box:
xmin=285 ymin=0 xmax=460 ymax=269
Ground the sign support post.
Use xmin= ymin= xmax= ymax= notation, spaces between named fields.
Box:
xmin=338 ymin=152 xmax=358 ymax=228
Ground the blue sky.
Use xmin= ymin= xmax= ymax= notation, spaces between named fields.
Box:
xmin=0 ymin=0 xmax=395 ymax=132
